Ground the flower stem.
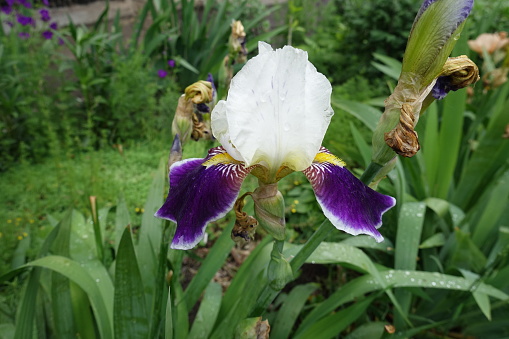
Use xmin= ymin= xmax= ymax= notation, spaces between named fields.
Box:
xmin=360 ymin=161 xmax=383 ymax=185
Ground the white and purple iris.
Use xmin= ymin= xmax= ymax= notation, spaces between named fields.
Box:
xmin=156 ymin=42 xmax=396 ymax=250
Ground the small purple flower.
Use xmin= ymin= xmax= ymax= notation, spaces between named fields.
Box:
xmin=17 ymin=0 xmax=32 ymax=8
xmin=1 ymin=6 xmax=13 ymax=15
xmin=39 ymin=8 xmax=50 ymax=22
xmin=42 ymin=0 xmax=49 ymax=6
xmin=17 ymin=13 xmax=34 ymax=26
xmin=168 ymin=59 xmax=176 ymax=68
xmin=42 ymin=30 xmax=53 ymax=40
xmin=18 ymin=32 xmax=30 ymax=39
xmin=158 ymin=69 xmax=168 ymax=78
xmin=49 ymin=21 xmax=57 ymax=30
xmin=6 ymin=20 xmax=14 ymax=27
xmin=58 ymin=37 xmax=64 ymax=45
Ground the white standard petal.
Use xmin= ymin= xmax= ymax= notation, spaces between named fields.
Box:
xmin=211 ymin=100 xmax=244 ymax=161
xmin=217 ymin=42 xmax=334 ymax=172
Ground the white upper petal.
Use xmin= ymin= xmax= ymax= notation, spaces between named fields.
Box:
xmin=211 ymin=42 xmax=333 ymax=172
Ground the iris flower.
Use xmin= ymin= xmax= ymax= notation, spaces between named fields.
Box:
xmin=156 ymin=42 xmax=395 ymax=249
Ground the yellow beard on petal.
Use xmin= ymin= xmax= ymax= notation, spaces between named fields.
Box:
xmin=313 ymin=152 xmax=346 ymax=167
xmin=203 ymin=152 xmax=241 ymax=167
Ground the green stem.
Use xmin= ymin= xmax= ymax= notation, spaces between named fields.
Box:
xmin=290 ymin=220 xmax=334 ymax=272
xmin=251 ymin=161 xmax=387 ymax=316
xmin=360 ymin=161 xmax=383 ymax=185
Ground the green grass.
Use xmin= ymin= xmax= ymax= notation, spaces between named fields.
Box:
xmin=0 ymin=141 xmax=170 ymax=275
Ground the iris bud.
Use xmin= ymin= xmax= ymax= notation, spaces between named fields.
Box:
xmin=171 ymin=95 xmax=194 ymax=143
xmin=252 ymin=183 xmax=286 ymax=241
xmin=267 ymin=242 xmax=293 ymax=290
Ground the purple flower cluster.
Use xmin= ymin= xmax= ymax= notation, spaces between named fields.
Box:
xmin=156 ymin=59 xmax=176 ymax=78
xmin=1 ymin=0 xmax=60 ymax=42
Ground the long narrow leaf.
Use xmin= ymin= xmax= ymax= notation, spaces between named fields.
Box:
xmin=114 ymin=227 xmax=149 ymax=339
xmin=271 ymin=284 xmax=318 ymax=339
xmin=188 ymin=282 xmax=222 ymax=339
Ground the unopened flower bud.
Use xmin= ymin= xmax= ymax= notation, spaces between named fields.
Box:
xmin=267 ymin=243 xmax=293 ymax=290
xmin=402 ymin=0 xmax=473 ymax=88
xmin=185 ymin=80 xmax=213 ymax=104
xmin=168 ymin=134 xmax=182 ymax=168
xmin=252 ymin=183 xmax=286 ymax=240
xmin=172 ymin=95 xmax=194 ymax=143
xmin=229 ymin=20 xmax=248 ymax=64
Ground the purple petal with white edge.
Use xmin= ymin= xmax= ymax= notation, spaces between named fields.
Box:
xmin=303 ymin=147 xmax=396 ymax=242
xmin=155 ymin=147 xmax=251 ymax=249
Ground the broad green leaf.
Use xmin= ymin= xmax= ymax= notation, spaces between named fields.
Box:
xmin=372 ymin=53 xmax=402 ymax=80
xmin=271 ymin=284 xmax=317 ymax=339
xmin=286 ymin=240 xmax=409 ymax=326
xmin=294 ymin=295 xmax=377 ymax=339
xmin=11 ymin=235 xmax=30 ymax=269
xmin=435 ymin=88 xmax=467 ymax=199
xmin=420 ymin=233 xmax=446 ymax=249
xmin=395 ymin=202 xmax=426 ymax=271
xmin=460 ymin=269 xmax=492 ymax=320
xmin=137 ymin=160 xmax=165 ymax=309
xmin=471 ymin=169 xmax=509 ymax=247
xmin=425 ymin=197 xmax=449 ymax=218
xmin=344 ymin=322 xmax=385 ymax=339
xmin=114 ymin=227 xmax=149 ymax=339
xmin=450 ymin=230 xmax=487 ymax=273
xmin=453 ymin=82 xmax=509 ymax=209
xmin=51 ymin=211 xmax=75 ymax=337
xmin=70 ymin=281 xmax=96 ymax=339
xmin=148 ymin=222 xmax=171 ymax=339
xmin=188 ymin=282 xmax=222 ymax=339
xmin=394 ymin=202 xmax=426 ymax=329
xmin=332 ymin=99 xmax=381 ymax=131
xmin=350 ymin=122 xmax=372 ymax=167
xmin=422 ymin=102 xmax=439 ymax=192
xmin=340 ymin=235 xmax=394 ymax=252
xmin=486 ymin=227 xmax=509 ymax=267
xmin=114 ymin=194 xmax=131 ymax=253
xmin=24 ymin=256 xmax=113 ymax=338
xmin=0 ymin=324 xmax=14 ymax=339
xmin=170 ymin=276 xmax=189 ymax=339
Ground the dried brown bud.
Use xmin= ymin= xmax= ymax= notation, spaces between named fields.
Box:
xmin=231 ymin=193 xmax=258 ymax=246
xmin=384 ymin=103 xmax=420 ymax=157
xmin=184 ymin=80 xmax=213 ymax=104
xmin=439 ymin=55 xmax=480 ymax=89
xmin=231 ymin=20 xmax=246 ymax=40
xmin=191 ymin=113 xmax=212 ymax=141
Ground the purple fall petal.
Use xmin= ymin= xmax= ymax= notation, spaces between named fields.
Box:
xmin=303 ymin=148 xmax=396 ymax=242
xmin=155 ymin=147 xmax=251 ymax=249
xmin=415 ymin=0 xmax=473 ymax=34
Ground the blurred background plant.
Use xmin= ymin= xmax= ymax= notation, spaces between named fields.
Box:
xmin=1 ymin=0 xmax=509 ymax=338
